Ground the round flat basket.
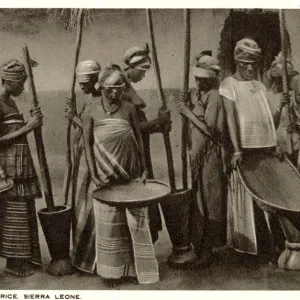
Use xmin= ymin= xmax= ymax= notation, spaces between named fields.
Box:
xmin=93 ymin=179 xmax=171 ymax=208
xmin=238 ymin=151 xmax=300 ymax=212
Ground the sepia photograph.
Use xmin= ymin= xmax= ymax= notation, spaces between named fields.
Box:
xmin=0 ymin=4 xmax=300 ymax=295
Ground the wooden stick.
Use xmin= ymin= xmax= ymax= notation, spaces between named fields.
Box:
xmin=279 ymin=9 xmax=294 ymax=158
xmin=181 ymin=9 xmax=191 ymax=190
xmin=22 ymin=46 xmax=56 ymax=212
xmin=146 ymin=10 xmax=167 ymax=111
xmin=63 ymin=9 xmax=84 ymax=205
xmin=181 ymin=113 xmax=221 ymax=146
xmin=146 ymin=9 xmax=176 ymax=192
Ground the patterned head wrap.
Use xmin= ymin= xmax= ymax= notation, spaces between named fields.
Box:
xmin=98 ymin=64 xmax=126 ymax=88
xmin=123 ymin=44 xmax=151 ymax=70
xmin=0 ymin=59 xmax=27 ymax=82
xmin=192 ymin=53 xmax=221 ymax=78
xmin=234 ymin=38 xmax=262 ymax=63
xmin=76 ymin=60 xmax=101 ymax=83
xmin=269 ymin=51 xmax=294 ymax=78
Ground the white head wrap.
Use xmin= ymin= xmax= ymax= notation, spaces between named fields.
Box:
xmin=76 ymin=60 xmax=101 ymax=83
xmin=123 ymin=45 xmax=151 ymax=70
xmin=234 ymin=38 xmax=262 ymax=63
xmin=192 ymin=54 xmax=221 ymax=78
xmin=98 ymin=64 xmax=126 ymax=88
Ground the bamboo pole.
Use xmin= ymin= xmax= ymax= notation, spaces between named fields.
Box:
xmin=181 ymin=9 xmax=191 ymax=190
xmin=146 ymin=9 xmax=176 ymax=192
xmin=63 ymin=9 xmax=84 ymax=205
xmin=279 ymin=9 xmax=294 ymax=158
xmin=22 ymin=46 xmax=56 ymax=212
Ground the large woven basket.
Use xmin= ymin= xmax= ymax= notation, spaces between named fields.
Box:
xmin=238 ymin=151 xmax=300 ymax=213
xmin=93 ymin=179 xmax=171 ymax=208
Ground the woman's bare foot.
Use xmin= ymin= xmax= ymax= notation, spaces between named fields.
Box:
xmin=122 ymin=276 xmax=138 ymax=284
xmin=103 ymin=278 xmax=120 ymax=288
xmin=5 ymin=258 xmax=34 ymax=277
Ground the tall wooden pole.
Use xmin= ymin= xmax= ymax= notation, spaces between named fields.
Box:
xmin=146 ymin=9 xmax=176 ymax=192
xmin=22 ymin=46 xmax=56 ymax=212
xmin=63 ymin=9 xmax=84 ymax=205
xmin=279 ymin=9 xmax=294 ymax=158
xmin=181 ymin=9 xmax=191 ymax=190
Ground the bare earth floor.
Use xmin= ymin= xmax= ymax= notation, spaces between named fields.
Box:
xmin=2 ymin=212 xmax=300 ymax=290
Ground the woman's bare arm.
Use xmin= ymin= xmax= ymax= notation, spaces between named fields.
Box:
xmin=223 ymin=97 xmax=241 ymax=153
xmin=0 ymin=125 xmax=30 ymax=144
xmin=223 ymin=97 xmax=243 ymax=168
xmin=179 ymin=106 xmax=212 ymax=138
xmin=72 ymin=116 xmax=82 ymax=128
xmin=0 ymin=109 xmax=43 ymax=145
xmin=82 ymin=107 xmax=100 ymax=186
xmin=129 ymin=104 xmax=147 ymax=175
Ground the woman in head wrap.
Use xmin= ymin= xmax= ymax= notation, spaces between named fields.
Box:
xmin=64 ymin=60 xmax=101 ymax=274
xmin=81 ymin=64 xmax=159 ymax=287
xmin=122 ymin=45 xmax=171 ymax=175
xmin=65 ymin=60 xmax=101 ymax=126
xmin=122 ymin=45 xmax=171 ymax=243
xmin=264 ymin=52 xmax=300 ymax=169
xmin=0 ymin=59 xmax=43 ymax=276
xmin=178 ymin=52 xmax=228 ymax=266
xmin=219 ymin=38 xmax=288 ymax=261
xmin=264 ymin=52 xmax=295 ymax=93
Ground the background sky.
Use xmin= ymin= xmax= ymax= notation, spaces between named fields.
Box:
xmin=0 ymin=9 xmax=300 ymax=91
xmin=0 ymin=9 xmax=227 ymax=91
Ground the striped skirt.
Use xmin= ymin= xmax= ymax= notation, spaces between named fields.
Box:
xmin=71 ymin=170 xmax=96 ymax=273
xmin=93 ymin=199 xmax=159 ymax=284
xmin=70 ymin=131 xmax=97 ymax=273
xmin=0 ymin=196 xmax=42 ymax=265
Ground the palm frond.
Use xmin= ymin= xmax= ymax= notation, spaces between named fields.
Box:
xmin=47 ymin=9 xmax=95 ymax=30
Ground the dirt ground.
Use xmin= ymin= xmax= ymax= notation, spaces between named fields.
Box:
xmin=2 ymin=202 xmax=300 ymax=290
